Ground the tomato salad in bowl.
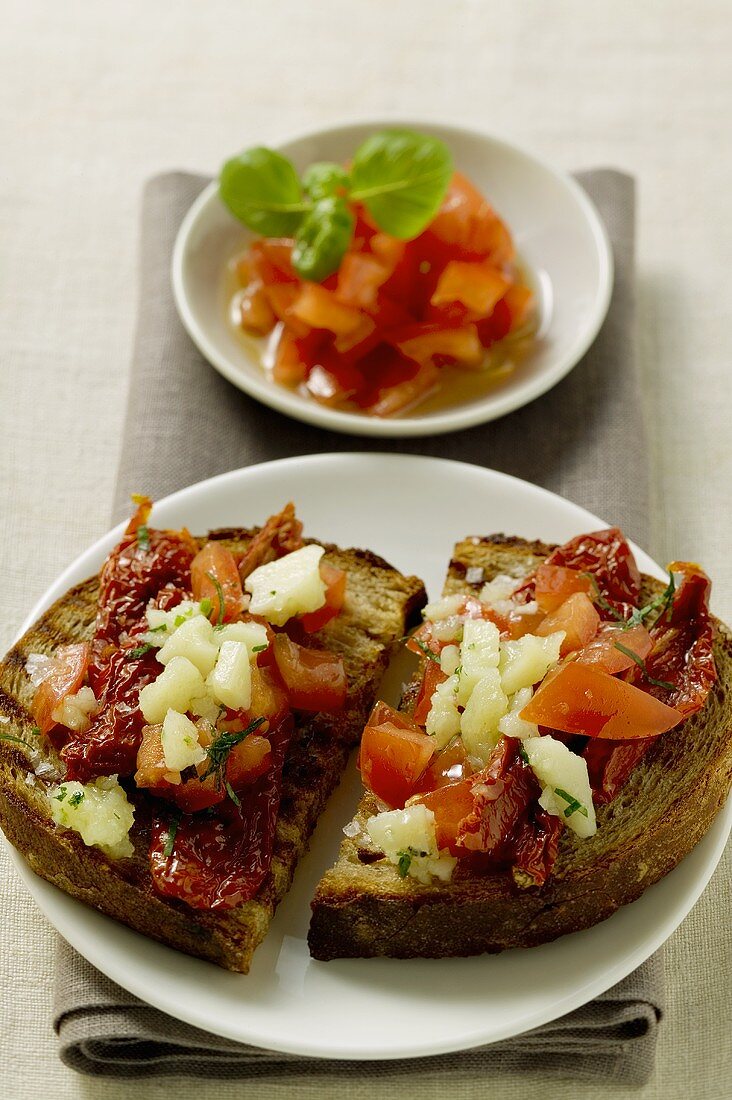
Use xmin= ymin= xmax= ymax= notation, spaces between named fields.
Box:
xmin=221 ymin=130 xmax=536 ymax=418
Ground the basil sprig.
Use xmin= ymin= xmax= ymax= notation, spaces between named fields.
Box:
xmin=219 ymin=129 xmax=453 ymax=282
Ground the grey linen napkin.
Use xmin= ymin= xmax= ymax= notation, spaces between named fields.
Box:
xmin=54 ymin=169 xmax=664 ymax=1085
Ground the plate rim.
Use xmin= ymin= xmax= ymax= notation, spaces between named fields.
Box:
xmin=8 ymin=453 xmax=730 ymax=1059
xmin=171 ymin=117 xmax=614 ymax=438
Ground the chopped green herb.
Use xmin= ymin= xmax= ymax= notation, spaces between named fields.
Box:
xmin=206 ymin=572 xmax=226 ymax=626
xmin=251 ymin=644 xmax=268 ymax=653
xmin=554 ymin=787 xmax=589 ymax=819
xmin=0 ymin=731 xmax=35 ymax=750
xmin=149 ymin=623 xmax=168 ymax=634
xmin=202 ymin=717 xmax=266 ymax=786
xmin=199 ymin=597 xmax=213 ymax=618
xmin=581 ymin=573 xmax=625 ymax=622
xmin=30 ymin=725 xmax=41 ymax=737
xmin=225 ymin=780 xmax=241 ymax=808
xmin=68 ymin=791 xmax=85 ymax=808
xmin=54 ymin=785 xmax=68 ymax=802
xmin=613 ymin=642 xmax=676 ymax=691
xmin=518 ymin=745 xmax=530 ymax=765
xmin=397 ymin=850 xmax=412 ymax=878
xmin=137 ymin=524 xmax=150 ymax=551
xmin=625 ymin=572 xmax=676 ymax=630
xmin=162 ymin=812 xmax=181 ymax=858
xmin=128 ymin=643 xmax=154 ymax=659
xmin=411 ymin=637 xmax=440 ymax=664
xmin=270 ymin=590 xmax=277 ymax=597
xmin=174 ymin=613 xmax=188 ymax=628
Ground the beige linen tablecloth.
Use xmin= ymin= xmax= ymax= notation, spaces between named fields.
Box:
xmin=1 ymin=2 xmax=730 ymax=1097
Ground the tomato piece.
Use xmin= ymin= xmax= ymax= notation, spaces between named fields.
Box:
xmin=512 ymin=806 xmax=563 ymax=887
xmin=413 ymin=737 xmax=472 ymax=793
xmin=583 ymin=737 xmax=654 ymax=804
xmin=412 ymin=660 xmax=448 ymax=725
xmin=31 ymin=643 xmax=91 ymax=735
xmin=305 ymin=355 xmax=366 ymax=407
xmin=300 ymin=562 xmax=347 ymax=632
xmin=248 ymin=665 xmax=289 ymax=725
xmin=536 ymin=592 xmax=600 ymax=655
xmin=250 ymin=239 xmax=297 ymax=285
xmin=476 ymin=298 xmax=512 ymax=346
xmin=191 ymin=542 xmax=244 ymax=624
xmin=411 ymin=778 xmax=475 ymax=854
xmin=226 ymin=734 xmax=273 ymax=789
xmin=363 ymin=361 xmax=439 ymax=417
xmin=520 ymin=662 xmax=683 ymax=739
xmin=534 ymin=565 xmax=594 ymax=613
xmin=430 ymin=262 xmax=511 ymax=318
xmin=263 ymin=283 xmax=311 ymax=338
xmin=336 ymin=253 xmax=390 ymax=310
xmin=456 ymin=739 xmax=537 ymax=855
xmin=291 ymin=284 xmax=363 ymax=336
xmin=390 ymin=322 xmax=482 ymax=367
xmin=429 ymin=173 xmax=515 ymax=262
xmin=575 ymin=623 xmax=653 ymax=674
xmin=359 ymin=720 xmax=435 ymax=809
xmin=239 ymin=280 xmax=276 ymax=335
xmin=135 ymin=723 xmax=224 ymax=813
xmin=272 ymin=633 xmax=347 ymax=711
xmin=237 ymin=502 xmax=304 ymax=582
xmin=503 ymin=284 xmax=533 ymax=328
xmin=370 ymin=233 xmax=405 ymax=270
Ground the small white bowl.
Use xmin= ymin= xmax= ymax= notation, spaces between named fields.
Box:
xmin=172 ymin=120 xmax=613 ymax=438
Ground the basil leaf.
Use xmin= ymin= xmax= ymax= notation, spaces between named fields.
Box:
xmin=219 ymin=147 xmax=307 ymax=236
xmin=292 ymin=196 xmax=354 ymax=282
xmin=302 ymin=162 xmax=350 ymax=202
xmin=350 ymin=129 xmax=452 ymax=240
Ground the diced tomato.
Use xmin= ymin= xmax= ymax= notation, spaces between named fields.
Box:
xmin=412 ymin=660 xmax=448 ymax=725
xmin=536 ymin=592 xmax=600 ymax=655
xmin=520 ymin=662 xmax=683 ymax=739
xmin=367 ymin=292 xmax=415 ymax=330
xmin=366 ymin=699 xmax=425 ymax=731
xmin=31 ymin=643 xmax=91 ymax=735
xmin=575 ymin=623 xmax=653 ymax=675
xmin=305 ymin=355 xmax=366 ymax=407
xmin=390 ymin=322 xmax=482 ymax=367
xmin=503 ymin=284 xmax=533 ymax=328
xmin=248 ymin=665 xmax=289 ymax=726
xmin=370 ymin=233 xmax=405 ymax=270
xmin=263 ymin=283 xmax=311 ymax=338
xmin=411 ymin=779 xmax=475 ymax=854
xmin=364 ymin=361 xmax=439 ymax=417
xmin=429 ymin=173 xmax=515 ymax=263
xmin=534 ymin=565 xmax=594 ymax=613
xmin=333 ymin=314 xmax=377 ymax=356
xmin=135 ymin=723 xmax=224 ymax=813
xmin=359 ymin=718 xmax=435 ymax=809
xmin=224 ymin=733 xmax=273 ymax=789
xmin=430 ymin=262 xmax=510 ymax=318
xmin=413 ymin=737 xmax=472 ymax=793
xmin=250 ymin=239 xmax=297 ymax=285
xmin=272 ymin=633 xmax=347 ymax=711
xmin=300 ymin=562 xmax=347 ymax=632
xmin=476 ymin=298 xmax=512 ymax=346
xmin=291 ymin=283 xmax=364 ymax=336
xmin=272 ymin=330 xmax=307 ymax=386
xmin=336 ymin=253 xmax=390 ymax=310
xmin=191 ymin=542 xmax=244 ymax=624
xmin=239 ymin=280 xmax=276 ymax=335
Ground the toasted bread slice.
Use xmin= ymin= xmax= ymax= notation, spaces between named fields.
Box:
xmin=308 ymin=535 xmax=732 ymax=960
xmin=0 ymin=528 xmax=425 ymax=972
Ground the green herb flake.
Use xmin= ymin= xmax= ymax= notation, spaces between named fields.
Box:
xmin=251 ymin=644 xmax=268 ymax=653
xmin=518 ymin=745 xmax=530 ymax=765
xmin=206 ymin=572 xmax=226 ymax=626
xmin=163 ymin=812 xmax=181 ymax=859
xmin=203 ymin=717 xmax=266 ymax=786
xmin=581 ymin=573 xmax=625 ymax=622
xmin=625 ymin=572 xmax=677 ymax=630
xmin=0 ymin=731 xmax=35 ymax=749
xmin=128 ymin=643 xmax=154 ymax=660
xmin=199 ymin=597 xmax=213 ymax=618
xmin=554 ymin=787 xmax=589 ymax=819
xmin=54 ymin=785 xmax=68 ymax=802
xmin=411 ymin=637 xmax=440 ymax=664
xmin=613 ymin=642 xmax=676 ymax=692
xmin=149 ymin=623 xmax=168 ymax=634
xmin=225 ymin=780 xmax=241 ymax=808
xmin=137 ymin=525 xmax=150 ymax=551
xmin=397 ymin=850 xmax=412 ymax=878
xmin=31 ymin=725 xmax=41 ymax=737
xmin=68 ymin=791 xmax=85 ymax=808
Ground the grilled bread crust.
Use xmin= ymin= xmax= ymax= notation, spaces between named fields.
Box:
xmin=308 ymin=535 xmax=732 ymax=961
xmin=0 ymin=529 xmax=426 ymax=972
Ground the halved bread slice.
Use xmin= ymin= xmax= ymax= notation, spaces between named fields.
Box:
xmin=308 ymin=535 xmax=732 ymax=960
xmin=0 ymin=527 xmax=425 ymax=972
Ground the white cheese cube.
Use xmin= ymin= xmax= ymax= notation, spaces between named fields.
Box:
xmin=206 ymin=641 xmax=252 ymax=711
xmin=139 ymin=656 xmax=205 ymax=724
xmin=478 ymin=573 xmax=518 ymax=607
xmin=522 ymin=735 xmax=597 ymax=838
xmin=425 ymin=674 xmax=461 ymax=748
xmin=460 ymin=669 xmax=508 ymax=763
xmin=245 ymin=545 xmax=326 ymax=626
xmin=366 ymin=805 xmax=456 ymax=885
xmin=422 ymin=594 xmax=466 ymax=622
xmin=51 ymin=686 xmax=98 ymax=732
xmin=456 ymin=618 xmax=501 ymax=705
xmin=144 ymin=599 xmax=203 ymax=645
xmin=161 ymin=710 xmax=206 ymax=772
xmin=499 ymin=631 xmax=564 ymax=695
xmin=157 ymin=615 xmax=218 ymax=677
xmin=214 ymin=620 xmax=269 ymax=652
xmin=498 ymin=686 xmax=539 ymax=740
xmin=48 ymin=776 xmax=135 ymax=859
xmin=440 ymin=644 xmax=461 ymax=676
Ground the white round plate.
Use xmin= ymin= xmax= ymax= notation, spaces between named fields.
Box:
xmin=172 ymin=120 xmax=613 ymax=437
xmin=10 ymin=455 xmax=730 ymax=1059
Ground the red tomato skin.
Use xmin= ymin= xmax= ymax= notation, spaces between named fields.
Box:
xmin=536 ymin=592 xmax=600 ymax=655
xmin=359 ymin=721 xmax=435 ymax=809
xmin=299 ymin=563 xmax=347 ymax=633
xmin=411 ymin=779 xmax=475 ymax=854
xmin=412 ymin=661 xmax=448 ymax=726
xmin=520 ymin=662 xmax=683 ymax=739
xmin=534 ymin=565 xmax=594 ymax=613
xmin=191 ymin=542 xmax=244 ymax=624
xmin=574 ymin=623 xmax=653 ymax=674
xmin=272 ymin=633 xmax=347 ymax=712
